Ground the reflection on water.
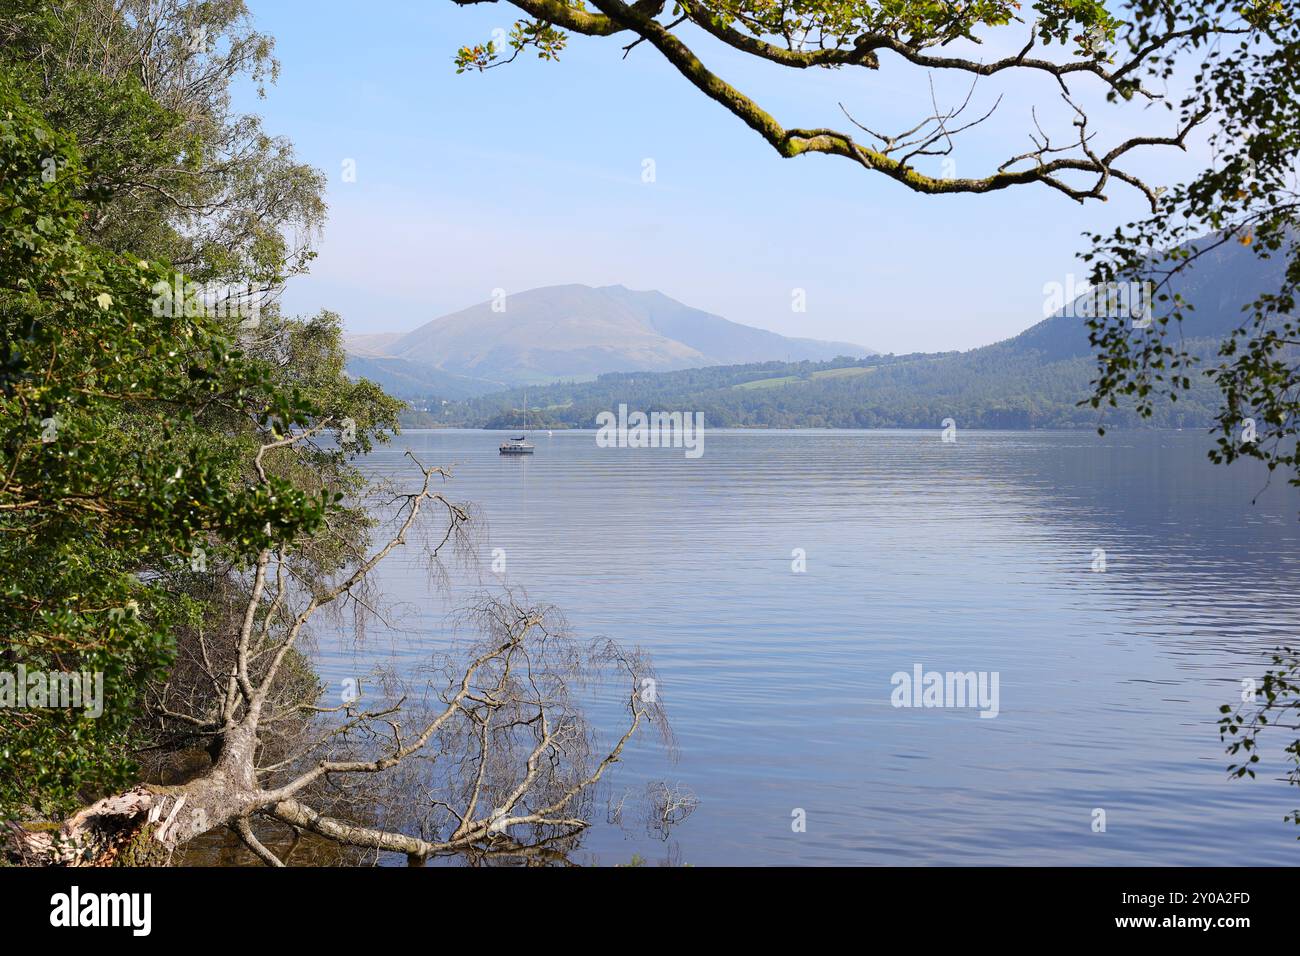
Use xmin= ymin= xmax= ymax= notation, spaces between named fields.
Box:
xmin=307 ymin=429 xmax=1300 ymax=865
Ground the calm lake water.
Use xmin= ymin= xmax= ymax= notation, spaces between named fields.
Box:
xmin=314 ymin=429 xmax=1300 ymax=865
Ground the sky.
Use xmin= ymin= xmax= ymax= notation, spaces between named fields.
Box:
xmin=233 ymin=1 xmax=1214 ymax=354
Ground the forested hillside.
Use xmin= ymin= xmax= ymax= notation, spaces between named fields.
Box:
xmin=413 ymin=345 xmax=1222 ymax=430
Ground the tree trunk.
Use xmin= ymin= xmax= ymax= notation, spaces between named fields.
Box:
xmin=6 ymin=724 xmax=264 ymax=866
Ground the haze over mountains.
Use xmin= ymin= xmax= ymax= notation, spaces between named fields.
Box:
xmin=343 ymin=284 xmax=874 ymax=396
xmin=419 ymin=235 xmax=1286 ymax=430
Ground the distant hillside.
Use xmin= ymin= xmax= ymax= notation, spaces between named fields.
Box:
xmin=342 ymin=332 xmax=404 ymax=357
xmin=1008 ymin=233 xmax=1282 ymax=361
xmin=416 ymin=350 xmax=1220 ymax=430
xmin=343 ymin=355 xmax=504 ymax=400
xmin=596 ymin=285 xmax=872 ymax=367
xmin=415 ymin=237 xmax=1281 ymax=430
xmin=345 ymin=284 xmax=873 ymax=392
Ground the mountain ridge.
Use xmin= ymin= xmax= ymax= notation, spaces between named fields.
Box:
xmin=412 ymin=235 xmax=1284 ymax=429
xmin=344 ymin=284 xmax=874 ymax=395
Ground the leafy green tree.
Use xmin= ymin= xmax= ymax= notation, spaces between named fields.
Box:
xmin=0 ymin=83 xmax=330 ymax=818
xmin=1071 ymin=5 xmax=1300 ymax=831
xmin=0 ymin=0 xmax=325 ymax=289
xmin=0 ymin=0 xmax=401 ymax=822
xmin=0 ymin=3 xmax=671 ymax=868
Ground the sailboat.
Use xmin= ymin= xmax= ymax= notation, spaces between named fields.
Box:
xmin=499 ymin=434 xmax=535 ymax=454
xmin=500 ymin=390 xmax=536 ymax=454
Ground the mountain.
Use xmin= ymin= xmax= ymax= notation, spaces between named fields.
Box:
xmin=1008 ymin=233 xmax=1282 ymax=361
xmin=422 ymin=234 xmax=1288 ymax=430
xmin=342 ymin=332 xmax=404 ymax=357
xmin=595 ymin=285 xmax=873 ymax=367
xmin=343 ymin=355 xmax=505 ymax=400
xmin=345 ymin=284 xmax=873 ymax=394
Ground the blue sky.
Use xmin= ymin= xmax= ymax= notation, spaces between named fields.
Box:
xmin=236 ymin=1 xmax=1211 ymax=354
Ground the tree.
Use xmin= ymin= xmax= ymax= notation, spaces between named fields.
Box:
xmin=0 ymin=0 xmax=400 ymax=823
xmin=2 ymin=1 xmax=677 ymax=864
xmin=5 ymin=441 xmax=664 ymax=865
xmin=0 ymin=0 xmax=326 ymax=291
xmin=0 ymin=79 xmax=331 ymax=822
xmin=1073 ymin=6 xmax=1300 ymax=832
xmin=1218 ymin=648 xmax=1300 ymax=837
xmin=0 ymin=84 xmax=664 ymax=864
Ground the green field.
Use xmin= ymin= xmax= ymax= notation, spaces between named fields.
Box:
xmin=810 ymin=366 xmax=876 ymax=380
xmin=732 ymin=374 xmax=802 ymax=390
xmin=732 ymin=365 xmax=876 ymax=390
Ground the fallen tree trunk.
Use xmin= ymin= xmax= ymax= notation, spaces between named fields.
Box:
xmin=5 ymin=454 xmax=670 ymax=867
xmin=6 ymin=721 xmax=270 ymax=866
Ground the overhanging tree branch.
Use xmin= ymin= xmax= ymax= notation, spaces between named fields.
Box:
xmin=449 ymin=0 xmax=1254 ymax=209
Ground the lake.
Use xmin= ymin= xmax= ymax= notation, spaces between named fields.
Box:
xmin=313 ymin=428 xmax=1300 ymax=865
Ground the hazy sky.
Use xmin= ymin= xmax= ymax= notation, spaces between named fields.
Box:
xmin=236 ymin=1 xmax=1212 ymax=354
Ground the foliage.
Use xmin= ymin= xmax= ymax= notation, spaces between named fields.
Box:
xmin=0 ymin=0 xmax=325 ymax=289
xmin=0 ymin=1 xmax=400 ymax=821
xmin=1074 ymin=4 xmax=1300 ymax=823
xmin=0 ymin=83 xmax=325 ymax=817
xmin=1219 ymin=647 xmax=1300 ymax=836
xmin=1084 ymin=2 xmax=1300 ymax=482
